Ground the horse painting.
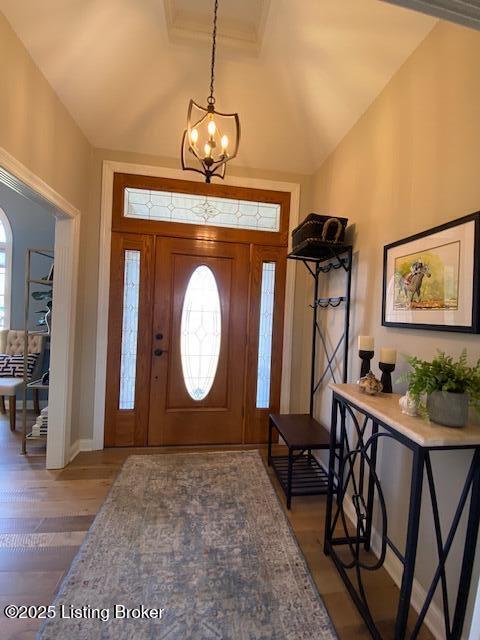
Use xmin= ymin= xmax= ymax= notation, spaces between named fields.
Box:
xmin=396 ymin=260 xmax=431 ymax=308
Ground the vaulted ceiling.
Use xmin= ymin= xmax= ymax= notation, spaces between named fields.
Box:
xmin=0 ymin=0 xmax=436 ymax=174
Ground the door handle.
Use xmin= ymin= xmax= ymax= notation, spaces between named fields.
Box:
xmin=154 ymin=348 xmax=167 ymax=356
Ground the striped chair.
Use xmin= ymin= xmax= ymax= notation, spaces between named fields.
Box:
xmin=0 ymin=330 xmax=45 ymax=431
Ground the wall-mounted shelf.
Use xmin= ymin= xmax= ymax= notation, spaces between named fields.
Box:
xmin=288 ymin=240 xmax=351 ymax=264
xmin=28 ymin=279 xmax=53 ymax=286
xmin=22 ymin=248 xmax=54 ymax=455
xmin=26 ymin=432 xmax=47 ymax=441
xmin=27 ymin=380 xmax=49 ymax=390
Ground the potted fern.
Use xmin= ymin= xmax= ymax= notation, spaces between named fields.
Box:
xmin=404 ymin=350 xmax=480 ymax=427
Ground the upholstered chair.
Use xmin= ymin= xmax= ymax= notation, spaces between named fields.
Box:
xmin=0 ymin=330 xmax=45 ymax=430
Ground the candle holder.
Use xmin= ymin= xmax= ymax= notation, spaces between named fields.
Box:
xmin=379 ymin=362 xmax=395 ymax=393
xmin=359 ymin=350 xmax=374 ymax=378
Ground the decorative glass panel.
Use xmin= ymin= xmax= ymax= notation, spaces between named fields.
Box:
xmin=180 ymin=266 xmax=221 ymax=401
xmin=124 ymin=188 xmax=280 ymax=233
xmin=119 ymin=250 xmax=140 ymax=410
xmin=256 ymin=263 xmax=276 ymax=409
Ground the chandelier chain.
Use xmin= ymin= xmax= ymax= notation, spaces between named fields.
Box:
xmin=208 ymin=0 xmax=219 ymax=105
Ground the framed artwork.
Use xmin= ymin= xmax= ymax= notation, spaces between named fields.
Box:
xmin=382 ymin=212 xmax=480 ymax=333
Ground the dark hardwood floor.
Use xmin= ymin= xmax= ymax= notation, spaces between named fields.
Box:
xmin=0 ymin=413 xmax=434 ymax=639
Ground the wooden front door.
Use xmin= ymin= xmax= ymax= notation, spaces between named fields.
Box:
xmin=104 ymin=173 xmax=289 ymax=448
xmin=148 ymin=237 xmax=249 ymax=445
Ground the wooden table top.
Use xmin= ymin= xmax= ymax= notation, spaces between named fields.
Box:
xmin=329 ymin=383 xmax=480 ymax=448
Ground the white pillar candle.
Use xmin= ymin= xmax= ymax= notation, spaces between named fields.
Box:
xmin=380 ymin=348 xmax=397 ymax=364
xmin=358 ymin=336 xmax=374 ymax=351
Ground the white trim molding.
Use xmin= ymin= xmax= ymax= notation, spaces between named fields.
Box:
xmin=93 ymin=160 xmax=300 ymax=450
xmin=69 ymin=438 xmax=95 ymax=463
xmin=0 ymin=207 xmax=13 ymax=329
xmin=0 ymin=146 xmax=80 ymax=469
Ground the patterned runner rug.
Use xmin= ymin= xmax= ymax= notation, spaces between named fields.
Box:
xmin=38 ymin=451 xmax=337 ymax=639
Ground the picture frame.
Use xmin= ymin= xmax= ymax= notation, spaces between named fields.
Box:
xmin=382 ymin=212 xmax=480 ymax=333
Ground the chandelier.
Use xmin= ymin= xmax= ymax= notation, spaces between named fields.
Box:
xmin=181 ymin=0 xmax=240 ymax=183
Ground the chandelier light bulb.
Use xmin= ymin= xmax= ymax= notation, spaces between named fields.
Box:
xmin=221 ymin=135 xmax=229 ymax=151
xmin=204 ymin=143 xmax=212 ymax=157
xmin=190 ymin=128 xmax=199 ymax=145
xmin=207 ymin=120 xmax=216 ymax=137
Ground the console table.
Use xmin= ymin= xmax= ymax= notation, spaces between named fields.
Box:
xmin=325 ymin=383 xmax=480 ymax=640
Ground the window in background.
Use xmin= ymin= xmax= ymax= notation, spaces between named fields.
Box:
xmin=0 ymin=209 xmax=13 ymax=329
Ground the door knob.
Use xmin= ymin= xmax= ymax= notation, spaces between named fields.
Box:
xmin=154 ymin=348 xmax=165 ymax=356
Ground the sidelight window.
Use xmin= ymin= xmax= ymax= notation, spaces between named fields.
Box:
xmin=180 ymin=266 xmax=221 ymax=401
xmin=119 ymin=250 xmax=140 ymax=410
xmin=256 ymin=262 xmax=276 ymax=408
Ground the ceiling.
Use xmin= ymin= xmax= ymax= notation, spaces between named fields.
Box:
xmin=0 ymin=0 xmax=436 ymax=174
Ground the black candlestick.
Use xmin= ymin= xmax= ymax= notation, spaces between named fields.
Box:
xmin=359 ymin=350 xmax=374 ymax=378
xmin=379 ymin=362 xmax=395 ymax=393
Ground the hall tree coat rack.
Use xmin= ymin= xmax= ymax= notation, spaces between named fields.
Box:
xmin=268 ymin=241 xmax=353 ymax=508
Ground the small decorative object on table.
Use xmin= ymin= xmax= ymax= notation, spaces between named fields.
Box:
xmin=358 ymin=335 xmax=374 ymax=378
xmin=379 ymin=347 xmax=396 ymax=393
xmin=399 ymin=391 xmax=418 ymax=416
xmin=402 ymin=349 xmax=480 ymax=427
xmin=358 ymin=371 xmax=383 ymax=395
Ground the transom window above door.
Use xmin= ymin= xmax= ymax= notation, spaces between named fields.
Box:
xmin=124 ymin=187 xmax=281 ymax=232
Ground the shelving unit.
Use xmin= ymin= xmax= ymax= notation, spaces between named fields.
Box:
xmin=268 ymin=240 xmax=353 ymax=508
xmin=22 ymin=249 xmax=54 ymax=454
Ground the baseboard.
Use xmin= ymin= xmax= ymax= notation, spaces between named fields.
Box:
xmin=69 ymin=438 xmax=95 ymax=463
xmin=69 ymin=439 xmax=80 ymax=462
xmin=341 ymin=496 xmax=443 ymax=639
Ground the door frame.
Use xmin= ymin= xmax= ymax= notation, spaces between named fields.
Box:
xmin=92 ymin=160 xmax=300 ymax=450
xmin=0 ymin=145 xmax=80 ymax=469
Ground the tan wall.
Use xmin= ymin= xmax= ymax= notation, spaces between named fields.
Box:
xmin=304 ymin=21 xmax=480 ymax=635
xmin=0 ymin=13 xmax=91 ymax=212
xmin=74 ymin=147 xmax=313 ymax=442
xmin=0 ymin=14 xmax=92 ymax=446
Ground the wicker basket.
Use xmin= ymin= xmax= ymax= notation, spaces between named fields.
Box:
xmin=292 ymin=214 xmax=348 ymax=253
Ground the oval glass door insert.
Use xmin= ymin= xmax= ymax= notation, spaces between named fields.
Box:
xmin=180 ymin=265 xmax=221 ymax=401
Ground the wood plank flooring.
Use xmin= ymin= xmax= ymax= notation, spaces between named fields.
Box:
xmin=0 ymin=413 xmax=434 ymax=639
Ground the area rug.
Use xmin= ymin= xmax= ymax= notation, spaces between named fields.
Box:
xmin=38 ymin=451 xmax=337 ymax=639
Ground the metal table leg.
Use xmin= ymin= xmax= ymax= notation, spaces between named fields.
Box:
xmin=286 ymin=447 xmax=293 ymax=510
xmin=452 ymin=448 xmax=480 ymax=638
xmin=267 ymin=418 xmax=273 ymax=466
xmin=364 ymin=420 xmax=379 ymax=552
xmin=395 ymin=447 xmax=425 ymax=639
xmin=324 ymin=397 xmax=338 ymax=554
